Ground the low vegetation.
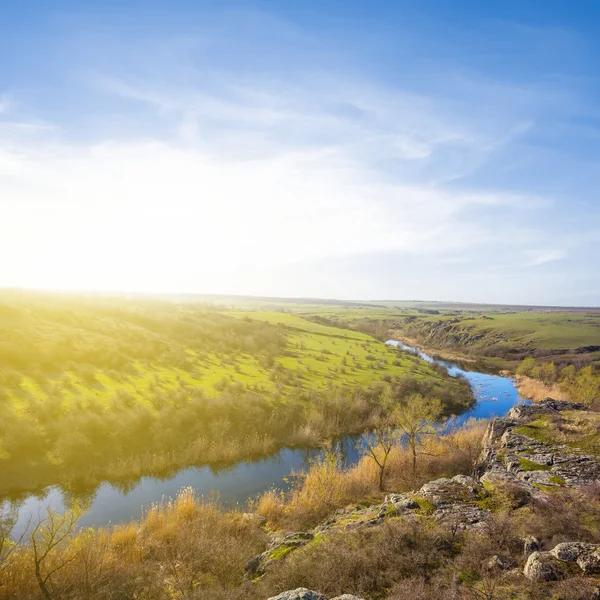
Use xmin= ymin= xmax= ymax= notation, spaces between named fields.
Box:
xmin=2 ymin=418 xmax=600 ymax=600
xmin=516 ymin=357 xmax=600 ymax=408
xmin=255 ymin=415 xmax=487 ymax=530
xmin=0 ymin=292 xmax=472 ymax=498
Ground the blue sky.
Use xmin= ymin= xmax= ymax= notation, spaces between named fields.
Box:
xmin=1 ymin=1 xmax=599 ymax=305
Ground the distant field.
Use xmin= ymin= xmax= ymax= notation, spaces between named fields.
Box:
xmin=212 ymin=296 xmax=600 ymax=366
xmin=292 ymin=307 xmax=600 ymax=366
xmin=389 ymin=312 xmax=600 ymax=350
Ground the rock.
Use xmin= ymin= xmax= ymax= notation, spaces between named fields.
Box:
xmin=330 ymin=595 xmax=366 ymax=600
xmin=452 ymin=474 xmax=488 ymax=496
xmin=592 ymin=585 xmax=600 ymax=600
xmin=550 ymin=542 xmax=597 ymax=563
xmin=418 ymin=476 xmax=483 ymax=506
xmin=550 ymin=542 xmax=600 ymax=575
xmin=577 ymin=549 xmax=600 ymax=575
xmin=393 ymin=497 xmax=419 ymax=510
xmin=385 ymin=493 xmax=403 ymax=503
xmin=523 ymin=535 xmax=540 ymax=555
xmin=247 ymin=533 xmax=315 ymax=576
xmin=523 ymin=551 xmax=566 ymax=582
xmin=484 ymin=555 xmax=511 ymax=571
xmin=433 ymin=503 xmax=488 ymax=530
xmin=268 ymin=589 xmax=327 ymax=600
xmin=246 ymin=554 xmax=263 ymax=576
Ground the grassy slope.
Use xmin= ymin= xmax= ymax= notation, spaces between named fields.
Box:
xmin=231 ymin=311 xmax=439 ymax=390
xmin=0 ymin=298 xmax=438 ymax=412
xmin=286 ymin=305 xmax=600 ymax=367
xmin=1 ymin=293 xmax=462 ymax=496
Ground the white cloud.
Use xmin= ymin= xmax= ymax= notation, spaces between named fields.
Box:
xmin=0 ymin=63 xmax=577 ymax=297
xmin=526 ymin=249 xmax=567 ymax=267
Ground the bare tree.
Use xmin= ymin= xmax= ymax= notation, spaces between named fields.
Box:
xmin=362 ymin=428 xmax=396 ymax=491
xmin=30 ymin=502 xmax=84 ymax=599
xmin=395 ymin=393 xmax=442 ymax=481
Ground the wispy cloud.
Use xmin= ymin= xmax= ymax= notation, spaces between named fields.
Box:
xmin=526 ymin=249 xmax=567 ymax=267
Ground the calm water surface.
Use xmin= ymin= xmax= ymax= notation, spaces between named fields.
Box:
xmin=10 ymin=341 xmax=528 ymax=537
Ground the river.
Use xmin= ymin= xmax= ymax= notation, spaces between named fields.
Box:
xmin=8 ymin=341 xmax=528 ymax=538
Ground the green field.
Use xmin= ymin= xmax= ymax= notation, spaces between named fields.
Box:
xmin=0 ymin=292 xmax=470 ymax=498
xmin=275 ymin=303 xmax=600 ymax=366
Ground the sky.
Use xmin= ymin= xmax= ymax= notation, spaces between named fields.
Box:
xmin=1 ymin=1 xmax=599 ymax=305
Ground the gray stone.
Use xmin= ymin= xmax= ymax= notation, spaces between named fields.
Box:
xmin=330 ymin=595 xmax=366 ymax=600
xmin=393 ymin=497 xmax=419 ymax=510
xmin=550 ymin=542 xmax=600 ymax=575
xmin=523 ymin=551 xmax=567 ymax=582
xmin=550 ymin=542 xmax=597 ymax=563
xmin=484 ymin=555 xmax=511 ymax=571
xmin=577 ymin=548 xmax=600 ymax=575
xmin=523 ymin=535 xmax=540 ymax=555
xmin=418 ymin=476 xmax=482 ymax=506
xmin=268 ymin=589 xmax=327 ymax=600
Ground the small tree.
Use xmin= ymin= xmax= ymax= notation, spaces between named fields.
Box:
xmin=395 ymin=393 xmax=442 ymax=481
xmin=517 ymin=357 xmax=536 ymax=378
xmin=362 ymin=428 xmax=396 ymax=491
xmin=30 ymin=502 xmax=85 ymax=599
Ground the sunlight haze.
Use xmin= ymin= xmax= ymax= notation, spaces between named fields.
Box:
xmin=1 ymin=1 xmax=599 ymax=304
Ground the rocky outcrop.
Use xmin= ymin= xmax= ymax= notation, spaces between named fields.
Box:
xmin=550 ymin=542 xmax=600 ymax=575
xmin=523 ymin=542 xmax=600 ymax=581
xmin=247 ymin=532 xmax=315 ymax=576
xmin=267 ymin=591 xmax=364 ymax=600
xmin=475 ymin=398 xmax=600 ymax=489
xmin=523 ymin=551 xmax=567 ymax=582
xmin=252 ymin=399 xmax=600 ymax=582
xmin=267 ymin=589 xmax=327 ymax=600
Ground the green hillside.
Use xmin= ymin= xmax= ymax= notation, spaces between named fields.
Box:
xmin=0 ymin=292 xmax=470 ymax=498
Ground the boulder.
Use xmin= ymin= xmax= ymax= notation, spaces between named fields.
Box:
xmin=268 ymin=589 xmax=327 ymax=600
xmin=484 ymin=555 xmax=511 ymax=571
xmin=393 ymin=497 xmax=419 ymax=510
xmin=550 ymin=542 xmax=597 ymax=563
xmin=523 ymin=535 xmax=540 ymax=555
xmin=418 ymin=475 xmax=484 ymax=506
xmin=523 ymin=551 xmax=566 ymax=582
xmin=550 ymin=542 xmax=600 ymax=575
xmin=330 ymin=596 xmax=366 ymax=600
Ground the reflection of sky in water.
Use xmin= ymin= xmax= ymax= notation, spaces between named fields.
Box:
xmin=10 ymin=340 xmax=527 ymax=538
xmin=385 ymin=340 xmax=529 ymax=425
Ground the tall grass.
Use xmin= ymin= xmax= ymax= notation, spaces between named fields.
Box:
xmin=515 ymin=375 xmax=568 ymax=402
xmin=256 ymin=418 xmax=488 ymax=530
xmin=0 ymin=489 xmax=267 ymax=600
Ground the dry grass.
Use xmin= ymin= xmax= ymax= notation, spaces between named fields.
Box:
xmin=257 ymin=419 xmax=488 ymax=530
xmin=3 ymin=428 xmax=600 ymax=600
xmin=515 ymin=375 xmax=569 ymax=402
xmin=0 ymin=488 xmax=267 ymax=600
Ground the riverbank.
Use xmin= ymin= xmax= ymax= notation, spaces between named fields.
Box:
xmin=3 ymin=399 xmax=599 ymax=600
xmin=514 ymin=374 xmax=569 ymax=402
xmin=388 ymin=331 xmax=479 ymax=364
xmin=8 ymin=341 xmax=524 ymax=539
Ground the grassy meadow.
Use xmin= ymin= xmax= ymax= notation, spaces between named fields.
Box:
xmin=0 ymin=292 xmax=471 ymax=498
xmin=287 ymin=303 xmax=600 ymax=368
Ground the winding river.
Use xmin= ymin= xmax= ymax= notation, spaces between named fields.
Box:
xmin=9 ymin=341 xmax=528 ymax=538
